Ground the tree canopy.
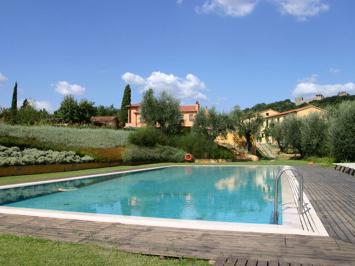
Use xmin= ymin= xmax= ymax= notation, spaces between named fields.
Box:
xmin=120 ymin=84 xmax=131 ymax=125
xmin=141 ymin=89 xmax=182 ymax=135
xmin=10 ymin=82 xmax=18 ymax=124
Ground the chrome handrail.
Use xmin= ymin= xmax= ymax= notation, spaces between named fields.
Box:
xmin=273 ymin=167 xmax=304 ymax=224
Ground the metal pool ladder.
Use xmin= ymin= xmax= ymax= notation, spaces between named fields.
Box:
xmin=273 ymin=167 xmax=304 ymax=224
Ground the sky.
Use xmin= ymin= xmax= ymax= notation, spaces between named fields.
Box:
xmin=0 ymin=0 xmax=354 ymax=112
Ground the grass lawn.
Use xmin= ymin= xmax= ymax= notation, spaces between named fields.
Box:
xmin=0 ymin=234 xmax=208 ymax=266
xmin=0 ymin=160 xmax=315 ymax=186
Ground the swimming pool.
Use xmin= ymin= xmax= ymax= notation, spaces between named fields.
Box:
xmin=0 ymin=166 xmax=282 ymax=224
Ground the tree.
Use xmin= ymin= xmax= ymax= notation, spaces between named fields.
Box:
xmin=141 ymin=89 xmax=182 ymax=135
xmin=96 ymin=104 xmax=119 ymax=116
xmin=120 ymin=84 xmax=131 ymax=125
xmin=156 ymin=92 xmax=183 ymax=135
xmin=55 ymin=95 xmax=80 ymax=123
xmin=329 ymin=101 xmax=355 ymax=162
xmin=301 ymin=113 xmax=329 ymax=157
xmin=230 ymin=107 xmax=263 ymax=153
xmin=141 ymin=89 xmax=158 ymax=126
xmin=21 ymin=99 xmax=31 ymax=109
xmin=282 ymin=116 xmax=304 ymax=157
xmin=269 ymin=122 xmax=286 ymax=152
xmin=192 ymin=107 xmax=232 ymax=141
xmin=10 ymin=82 xmax=18 ymax=124
xmin=78 ymin=99 xmax=96 ymax=123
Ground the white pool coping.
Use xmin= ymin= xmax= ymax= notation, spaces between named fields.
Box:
xmin=0 ymin=165 xmax=328 ymax=236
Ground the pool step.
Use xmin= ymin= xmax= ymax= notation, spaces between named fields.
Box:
xmin=214 ymin=255 xmax=326 ymax=266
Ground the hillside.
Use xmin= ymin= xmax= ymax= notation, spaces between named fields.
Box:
xmin=244 ymin=95 xmax=354 ymax=113
xmin=303 ymin=94 xmax=355 ymax=109
xmin=243 ymin=99 xmax=296 ymax=113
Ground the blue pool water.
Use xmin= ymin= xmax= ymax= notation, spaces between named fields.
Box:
xmin=1 ymin=166 xmax=282 ymax=224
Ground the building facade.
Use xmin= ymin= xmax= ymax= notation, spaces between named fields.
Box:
xmin=125 ymin=102 xmax=201 ymax=128
xmin=259 ymin=105 xmax=325 ymax=143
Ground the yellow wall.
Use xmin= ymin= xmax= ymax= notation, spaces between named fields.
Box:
xmin=259 ymin=106 xmax=325 ymax=144
xmin=126 ymin=106 xmax=198 ymax=128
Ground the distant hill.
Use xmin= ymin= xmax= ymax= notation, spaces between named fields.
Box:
xmin=243 ymin=95 xmax=355 ymax=113
xmin=243 ymin=99 xmax=296 ymax=113
xmin=300 ymin=95 xmax=355 ymax=109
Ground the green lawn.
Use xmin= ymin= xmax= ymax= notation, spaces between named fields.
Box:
xmin=0 ymin=160 xmax=313 ymax=186
xmin=0 ymin=234 xmax=208 ymax=266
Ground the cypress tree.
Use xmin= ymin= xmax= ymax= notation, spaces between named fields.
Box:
xmin=11 ymin=82 xmax=18 ymax=124
xmin=120 ymin=84 xmax=131 ymax=125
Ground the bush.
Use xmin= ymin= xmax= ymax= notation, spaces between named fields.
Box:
xmin=128 ymin=127 xmax=167 ymax=147
xmin=301 ymin=113 xmax=329 ymax=157
xmin=122 ymin=145 xmax=185 ymax=163
xmin=329 ymin=101 xmax=355 ymax=162
xmin=0 ymin=124 xmax=129 ymax=148
xmin=0 ymin=145 xmax=94 ymax=166
xmin=173 ymin=133 xmax=234 ymax=159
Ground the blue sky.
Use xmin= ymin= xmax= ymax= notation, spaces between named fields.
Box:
xmin=0 ymin=0 xmax=354 ymax=112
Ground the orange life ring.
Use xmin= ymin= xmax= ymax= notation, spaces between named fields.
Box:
xmin=184 ymin=153 xmax=193 ymax=162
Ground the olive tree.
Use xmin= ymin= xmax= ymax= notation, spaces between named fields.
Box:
xmin=192 ymin=107 xmax=232 ymax=141
xmin=269 ymin=122 xmax=286 ymax=152
xmin=230 ymin=107 xmax=263 ymax=153
xmin=329 ymin=101 xmax=355 ymax=162
xmin=141 ymin=89 xmax=182 ymax=135
xmin=301 ymin=113 xmax=329 ymax=157
xmin=282 ymin=116 xmax=304 ymax=157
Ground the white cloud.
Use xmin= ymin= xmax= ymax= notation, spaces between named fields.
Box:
xmin=177 ymin=0 xmax=184 ymax=5
xmin=55 ymin=81 xmax=86 ymax=95
xmin=197 ymin=0 xmax=258 ymax=17
xmin=19 ymin=99 xmax=53 ymax=112
xmin=329 ymin=67 xmax=340 ymax=74
xmin=30 ymin=100 xmax=53 ymax=112
xmin=0 ymin=72 xmax=8 ymax=85
xmin=293 ymin=75 xmax=355 ymax=96
xmin=122 ymin=72 xmax=145 ymax=85
xmin=122 ymin=71 xmax=208 ymax=100
xmin=195 ymin=0 xmax=329 ymax=19
xmin=274 ymin=0 xmax=329 ymax=20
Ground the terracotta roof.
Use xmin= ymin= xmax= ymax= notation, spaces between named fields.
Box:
xmin=180 ymin=105 xmax=198 ymax=112
xmin=128 ymin=103 xmax=199 ymax=112
xmin=90 ymin=116 xmax=117 ymax=123
xmin=127 ymin=103 xmax=141 ymax=107
xmin=267 ymin=105 xmax=325 ymax=118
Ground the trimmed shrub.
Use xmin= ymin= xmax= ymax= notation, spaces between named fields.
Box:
xmin=0 ymin=145 xmax=94 ymax=166
xmin=128 ymin=127 xmax=167 ymax=147
xmin=329 ymin=101 xmax=355 ymax=162
xmin=122 ymin=145 xmax=185 ymax=163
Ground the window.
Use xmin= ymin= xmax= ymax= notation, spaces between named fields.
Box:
xmin=189 ymin=114 xmax=195 ymax=121
xmin=266 ymin=112 xmax=269 ymax=116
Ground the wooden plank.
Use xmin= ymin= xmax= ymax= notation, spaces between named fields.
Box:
xmin=214 ymin=256 xmax=227 ymax=266
xmin=256 ymin=260 xmax=268 ymax=266
xmin=224 ymin=256 xmax=238 ymax=266
xmin=235 ymin=258 xmax=247 ymax=266
xmin=268 ymin=261 xmax=279 ymax=266
xmin=245 ymin=259 xmax=257 ymax=266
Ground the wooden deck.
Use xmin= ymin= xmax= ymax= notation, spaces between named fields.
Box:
xmin=0 ymin=165 xmax=355 ymax=265
xmin=299 ymin=165 xmax=355 ymax=243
